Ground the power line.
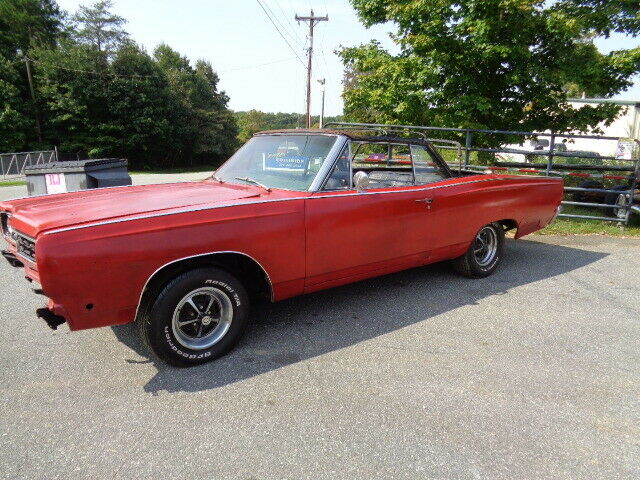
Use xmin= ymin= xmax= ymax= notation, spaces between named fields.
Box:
xmin=256 ymin=0 xmax=306 ymax=68
xmin=262 ymin=0 xmax=303 ymax=48
xmin=270 ymin=0 xmax=304 ymax=45
xmin=220 ymin=57 xmax=297 ymax=73
xmin=318 ymin=15 xmax=332 ymax=84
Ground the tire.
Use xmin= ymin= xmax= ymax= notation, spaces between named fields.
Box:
xmin=453 ymin=223 xmax=505 ymax=278
xmin=572 ymin=180 xmax=604 ymax=203
xmin=139 ymin=267 xmax=250 ymax=367
xmin=604 ymin=185 xmax=631 ymax=219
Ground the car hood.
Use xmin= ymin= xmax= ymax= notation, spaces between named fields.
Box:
xmin=2 ymin=181 xmax=265 ymax=237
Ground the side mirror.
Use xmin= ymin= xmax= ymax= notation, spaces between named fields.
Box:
xmin=353 ymin=171 xmax=369 ymax=192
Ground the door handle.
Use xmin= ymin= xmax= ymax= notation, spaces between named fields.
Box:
xmin=415 ymin=197 xmax=433 ymax=209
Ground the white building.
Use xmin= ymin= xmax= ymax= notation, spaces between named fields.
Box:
xmin=503 ymin=98 xmax=639 ymax=161
xmin=563 ymin=98 xmax=639 ymax=157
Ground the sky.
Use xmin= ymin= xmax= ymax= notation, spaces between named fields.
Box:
xmin=56 ymin=0 xmax=639 ymax=117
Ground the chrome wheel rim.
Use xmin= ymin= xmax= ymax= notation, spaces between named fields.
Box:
xmin=614 ymin=194 xmax=629 ymax=219
xmin=171 ymin=287 xmax=233 ymax=350
xmin=473 ymin=226 xmax=498 ymax=267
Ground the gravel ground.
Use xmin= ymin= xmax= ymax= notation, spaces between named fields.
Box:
xmin=0 ymin=177 xmax=638 ymax=479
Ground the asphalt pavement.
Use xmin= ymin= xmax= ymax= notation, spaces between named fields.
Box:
xmin=0 ymin=177 xmax=639 ymax=479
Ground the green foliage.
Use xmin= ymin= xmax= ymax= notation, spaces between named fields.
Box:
xmin=341 ymin=0 xmax=640 ymax=144
xmin=234 ymin=110 xmax=343 ymax=143
xmin=71 ymin=0 xmax=127 ymax=58
xmin=0 ymin=0 xmax=64 ymax=58
xmin=0 ymin=0 xmax=237 ymax=169
xmin=0 ymin=55 xmax=29 ymax=151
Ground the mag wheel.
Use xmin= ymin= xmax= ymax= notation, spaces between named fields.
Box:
xmin=171 ymin=287 xmax=234 ymax=350
xmin=453 ymin=223 xmax=505 ymax=278
xmin=140 ymin=267 xmax=249 ymax=367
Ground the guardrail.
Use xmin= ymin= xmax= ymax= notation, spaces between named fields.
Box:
xmin=1 ymin=150 xmax=58 ymax=179
xmin=324 ymin=122 xmax=639 ymax=225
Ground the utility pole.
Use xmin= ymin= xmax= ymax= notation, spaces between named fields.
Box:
xmin=17 ymin=49 xmax=43 ymax=144
xmin=295 ymin=9 xmax=328 ymax=128
xmin=317 ymin=78 xmax=325 ymax=128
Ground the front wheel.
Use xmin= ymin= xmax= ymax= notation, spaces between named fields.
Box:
xmin=139 ymin=267 xmax=250 ymax=367
xmin=452 ymin=223 xmax=505 ymax=278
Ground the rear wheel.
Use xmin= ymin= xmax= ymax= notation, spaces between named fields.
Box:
xmin=139 ymin=267 xmax=249 ymax=367
xmin=453 ymin=223 xmax=505 ymax=278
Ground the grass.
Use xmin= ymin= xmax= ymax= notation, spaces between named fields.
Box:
xmin=0 ymin=180 xmax=26 ymax=187
xmin=535 ymin=205 xmax=640 ymax=236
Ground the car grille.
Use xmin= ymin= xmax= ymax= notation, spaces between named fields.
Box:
xmin=15 ymin=233 xmax=36 ymax=262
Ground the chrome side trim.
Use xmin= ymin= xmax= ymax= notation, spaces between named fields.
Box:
xmin=42 ymin=176 xmax=526 ymax=236
xmin=134 ymin=250 xmax=275 ymax=321
xmin=44 ymin=196 xmax=307 ymax=235
xmin=310 ymin=176 xmax=506 ymax=199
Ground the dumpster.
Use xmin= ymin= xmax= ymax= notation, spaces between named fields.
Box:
xmin=24 ymin=158 xmax=132 ymax=196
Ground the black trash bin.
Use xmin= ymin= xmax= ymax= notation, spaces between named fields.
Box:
xmin=24 ymin=158 xmax=132 ymax=196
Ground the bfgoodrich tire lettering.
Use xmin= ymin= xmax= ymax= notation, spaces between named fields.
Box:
xmin=140 ymin=267 xmax=249 ymax=367
xmin=452 ymin=223 xmax=505 ymax=278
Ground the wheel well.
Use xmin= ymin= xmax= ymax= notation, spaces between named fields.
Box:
xmin=498 ymin=219 xmax=518 ymax=233
xmin=136 ymin=252 xmax=272 ymax=321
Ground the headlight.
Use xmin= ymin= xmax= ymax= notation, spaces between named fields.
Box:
xmin=1 ymin=213 xmax=12 ymax=237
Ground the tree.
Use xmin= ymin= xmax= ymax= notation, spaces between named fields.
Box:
xmin=234 ymin=110 xmax=343 ymax=142
xmin=0 ymin=54 xmax=29 ymax=151
xmin=153 ymin=44 xmax=238 ymax=165
xmin=72 ymin=0 xmax=128 ymax=57
xmin=1 ymin=0 xmax=238 ymax=166
xmin=0 ymin=0 xmax=65 ymax=150
xmin=341 ymin=0 xmax=640 ymax=138
xmin=235 ymin=109 xmax=269 ymax=143
xmin=0 ymin=0 xmax=64 ymax=59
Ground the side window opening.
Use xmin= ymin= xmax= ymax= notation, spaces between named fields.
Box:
xmin=352 ymin=142 xmax=414 ymax=188
xmin=411 ymin=144 xmax=448 ymax=185
xmin=321 ymin=141 xmax=449 ymax=191
xmin=322 ymin=145 xmax=351 ymax=191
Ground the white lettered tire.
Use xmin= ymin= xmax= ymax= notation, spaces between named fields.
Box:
xmin=140 ymin=267 xmax=249 ymax=367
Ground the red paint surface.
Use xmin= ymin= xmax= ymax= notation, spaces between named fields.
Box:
xmin=1 ymin=174 xmax=563 ymax=331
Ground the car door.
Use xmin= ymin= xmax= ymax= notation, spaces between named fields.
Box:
xmin=304 ymin=141 xmax=439 ymax=290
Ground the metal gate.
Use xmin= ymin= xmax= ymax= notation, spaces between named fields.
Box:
xmin=324 ymin=122 xmax=639 ymax=225
xmin=1 ymin=150 xmax=58 ymax=180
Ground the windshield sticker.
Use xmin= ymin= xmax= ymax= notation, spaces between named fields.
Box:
xmin=263 ymin=154 xmax=308 ymax=171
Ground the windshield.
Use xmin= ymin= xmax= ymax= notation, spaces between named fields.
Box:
xmin=215 ymin=134 xmax=338 ymax=191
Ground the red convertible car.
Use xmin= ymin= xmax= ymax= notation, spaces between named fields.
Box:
xmin=1 ymin=128 xmax=563 ymax=366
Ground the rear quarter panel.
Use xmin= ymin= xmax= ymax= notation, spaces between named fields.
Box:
xmin=430 ymin=175 xmax=563 ymax=256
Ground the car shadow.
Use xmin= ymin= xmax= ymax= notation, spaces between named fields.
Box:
xmin=110 ymin=238 xmax=607 ymax=394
